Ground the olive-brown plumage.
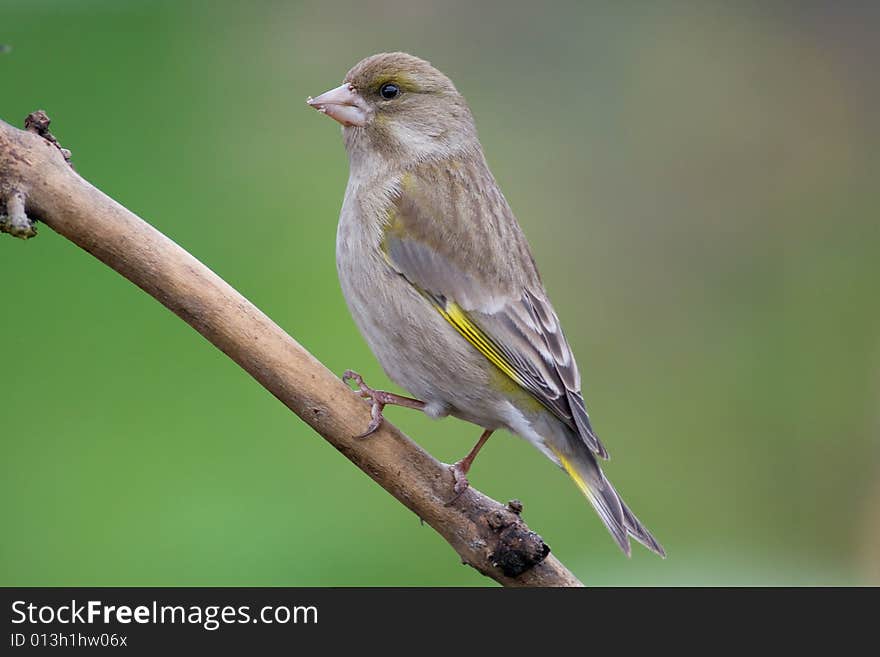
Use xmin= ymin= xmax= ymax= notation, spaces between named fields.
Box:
xmin=307 ymin=52 xmax=664 ymax=557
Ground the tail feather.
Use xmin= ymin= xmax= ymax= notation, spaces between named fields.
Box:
xmin=553 ymin=447 xmax=665 ymax=558
xmin=620 ymin=496 xmax=666 ymax=557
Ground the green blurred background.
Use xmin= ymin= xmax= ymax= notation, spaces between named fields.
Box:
xmin=2 ymin=0 xmax=879 ymax=586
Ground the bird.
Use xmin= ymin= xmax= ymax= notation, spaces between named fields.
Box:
xmin=307 ymin=52 xmax=664 ymax=557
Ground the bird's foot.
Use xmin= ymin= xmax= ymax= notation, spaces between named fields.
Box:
xmin=342 ymin=369 xmax=426 ymax=438
xmin=444 ymin=460 xmax=472 ymax=506
xmin=443 ymin=429 xmax=493 ymax=506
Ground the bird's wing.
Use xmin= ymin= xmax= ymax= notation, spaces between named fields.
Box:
xmin=381 ymin=163 xmax=607 ymax=459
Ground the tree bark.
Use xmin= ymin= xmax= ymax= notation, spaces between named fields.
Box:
xmin=0 ymin=113 xmax=583 ymax=587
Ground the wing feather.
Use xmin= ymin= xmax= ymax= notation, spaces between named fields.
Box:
xmin=382 ymin=161 xmax=608 ymax=459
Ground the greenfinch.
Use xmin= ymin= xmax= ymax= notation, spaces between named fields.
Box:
xmin=308 ymin=52 xmax=664 ymax=557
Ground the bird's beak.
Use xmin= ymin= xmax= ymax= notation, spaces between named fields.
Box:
xmin=306 ymin=83 xmax=369 ymax=127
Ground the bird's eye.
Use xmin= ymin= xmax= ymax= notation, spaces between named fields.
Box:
xmin=379 ymin=83 xmax=400 ymax=100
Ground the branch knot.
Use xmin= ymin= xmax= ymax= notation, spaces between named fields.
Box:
xmin=0 ymin=189 xmax=36 ymax=239
xmin=483 ymin=502 xmax=551 ymax=578
xmin=25 ymin=110 xmax=72 ymax=164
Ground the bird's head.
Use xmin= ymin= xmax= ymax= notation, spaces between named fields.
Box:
xmin=307 ymin=52 xmax=478 ymax=167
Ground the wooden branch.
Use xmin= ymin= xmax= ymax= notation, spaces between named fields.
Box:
xmin=0 ymin=113 xmax=583 ymax=587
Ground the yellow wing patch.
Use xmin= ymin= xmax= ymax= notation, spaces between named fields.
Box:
xmin=435 ymin=300 xmax=524 ymax=385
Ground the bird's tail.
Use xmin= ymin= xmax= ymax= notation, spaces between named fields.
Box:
xmin=551 ymin=445 xmax=666 ymax=558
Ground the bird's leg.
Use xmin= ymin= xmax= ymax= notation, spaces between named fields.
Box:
xmin=342 ymin=369 xmax=426 ymax=438
xmin=446 ymin=429 xmax=494 ymax=505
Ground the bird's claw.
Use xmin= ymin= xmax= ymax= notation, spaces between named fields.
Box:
xmin=342 ymin=370 xmax=428 ymax=438
xmin=342 ymin=369 xmax=366 ymax=392
xmin=357 ymin=399 xmax=385 ymax=438
xmin=343 ymin=369 xmax=386 ymax=438
xmin=444 ymin=461 xmax=471 ymax=506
